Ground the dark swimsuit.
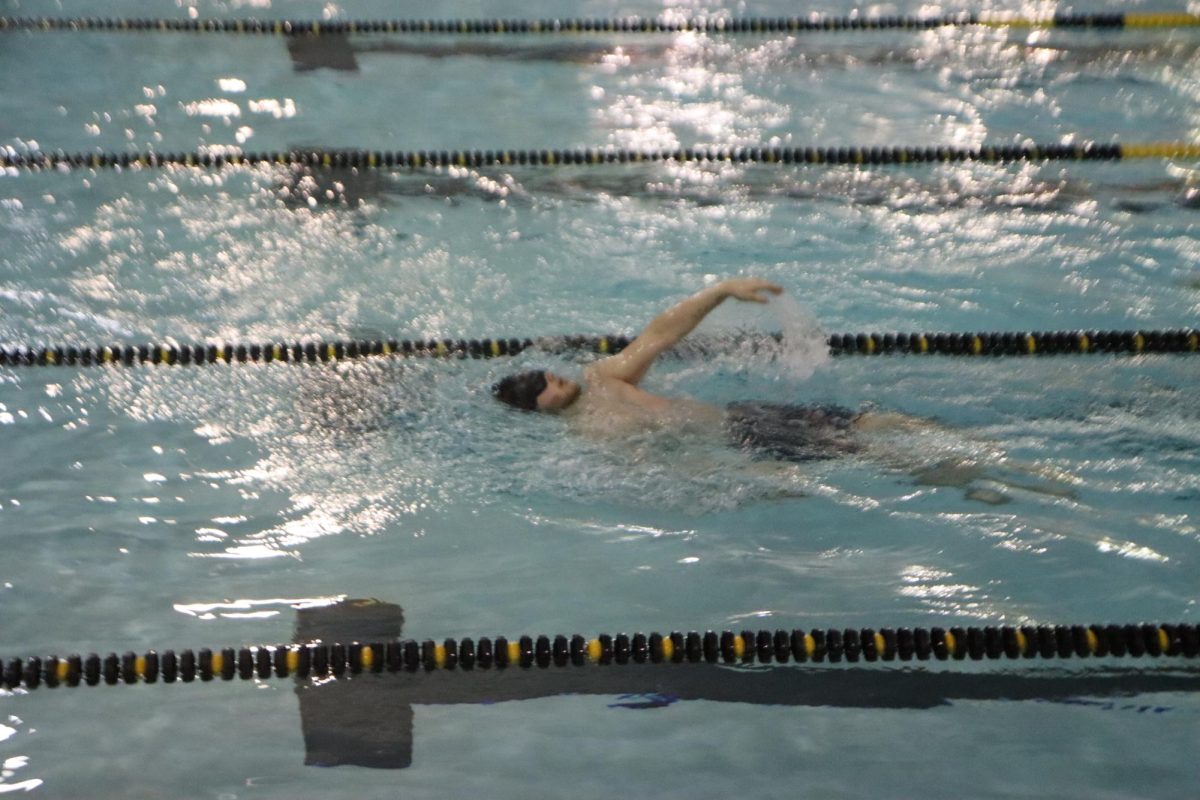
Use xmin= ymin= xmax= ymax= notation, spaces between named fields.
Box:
xmin=725 ymin=403 xmax=863 ymax=462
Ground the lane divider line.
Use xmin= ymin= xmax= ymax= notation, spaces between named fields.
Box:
xmin=4 ymin=622 xmax=1197 ymax=691
xmin=4 ymin=143 xmax=1200 ymax=172
xmin=1 ymin=330 xmax=1196 ymax=369
xmin=1 ymin=14 xmax=1198 ymax=36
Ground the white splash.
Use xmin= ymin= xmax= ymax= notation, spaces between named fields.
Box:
xmin=770 ymin=292 xmax=830 ymax=382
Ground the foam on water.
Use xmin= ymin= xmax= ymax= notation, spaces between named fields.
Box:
xmin=769 ymin=292 xmax=832 ymax=383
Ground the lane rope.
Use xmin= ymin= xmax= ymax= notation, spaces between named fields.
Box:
xmin=1 ymin=14 xmax=1199 ymax=35
xmin=3 ymin=143 xmax=1200 ymax=172
xmin=3 ymin=622 xmax=1197 ymax=691
xmin=0 ymin=329 xmax=1196 ymax=369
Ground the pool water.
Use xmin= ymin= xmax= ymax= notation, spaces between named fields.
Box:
xmin=1 ymin=0 xmax=1199 ymax=796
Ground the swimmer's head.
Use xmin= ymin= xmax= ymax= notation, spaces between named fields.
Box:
xmin=492 ymin=370 xmax=580 ymax=412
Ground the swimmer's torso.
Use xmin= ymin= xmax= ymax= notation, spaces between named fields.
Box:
xmin=566 ymin=372 xmax=725 ymax=440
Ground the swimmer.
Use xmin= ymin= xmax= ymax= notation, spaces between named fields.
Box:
xmin=492 ymin=277 xmax=1076 ymax=502
xmin=493 ymin=277 xmax=904 ymax=457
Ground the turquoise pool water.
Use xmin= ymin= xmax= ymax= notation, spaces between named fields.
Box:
xmin=1 ymin=0 xmax=1199 ymax=796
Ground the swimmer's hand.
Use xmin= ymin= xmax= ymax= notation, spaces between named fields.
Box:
xmin=722 ymin=277 xmax=783 ymax=304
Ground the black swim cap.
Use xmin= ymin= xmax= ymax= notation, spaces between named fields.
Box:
xmin=492 ymin=370 xmax=548 ymax=411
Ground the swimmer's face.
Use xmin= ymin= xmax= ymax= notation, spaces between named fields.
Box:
xmin=536 ymin=372 xmax=581 ymax=411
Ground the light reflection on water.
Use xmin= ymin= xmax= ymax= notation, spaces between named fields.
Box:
xmin=0 ymin=160 xmax=1195 ymax=582
xmin=0 ymin=0 xmax=1194 ymax=659
xmin=173 ymin=595 xmax=344 ymax=620
xmin=26 ymin=329 xmax=1187 ymax=579
xmin=0 ymin=11 xmax=1199 ymax=792
xmin=2 ymin=161 xmax=1200 ymax=350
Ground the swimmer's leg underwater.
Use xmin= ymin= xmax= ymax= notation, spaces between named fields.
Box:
xmin=728 ymin=406 xmax=1077 ymax=504
xmin=851 ymin=411 xmax=1080 ymax=504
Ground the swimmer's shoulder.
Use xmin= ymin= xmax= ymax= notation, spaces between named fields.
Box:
xmin=576 ymin=371 xmax=672 ymax=417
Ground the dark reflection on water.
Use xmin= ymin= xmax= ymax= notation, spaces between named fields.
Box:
xmin=294 ymin=601 xmax=1200 ymax=769
xmin=266 ymin=161 xmax=1199 ymax=214
xmin=284 ymin=30 xmax=1200 ymax=73
xmin=287 ymin=33 xmax=668 ymax=71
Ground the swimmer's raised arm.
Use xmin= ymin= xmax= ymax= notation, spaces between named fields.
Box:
xmin=588 ymin=277 xmax=782 ymax=386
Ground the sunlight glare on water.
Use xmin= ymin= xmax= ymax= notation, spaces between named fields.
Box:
xmin=0 ymin=1 xmax=1199 ymax=796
